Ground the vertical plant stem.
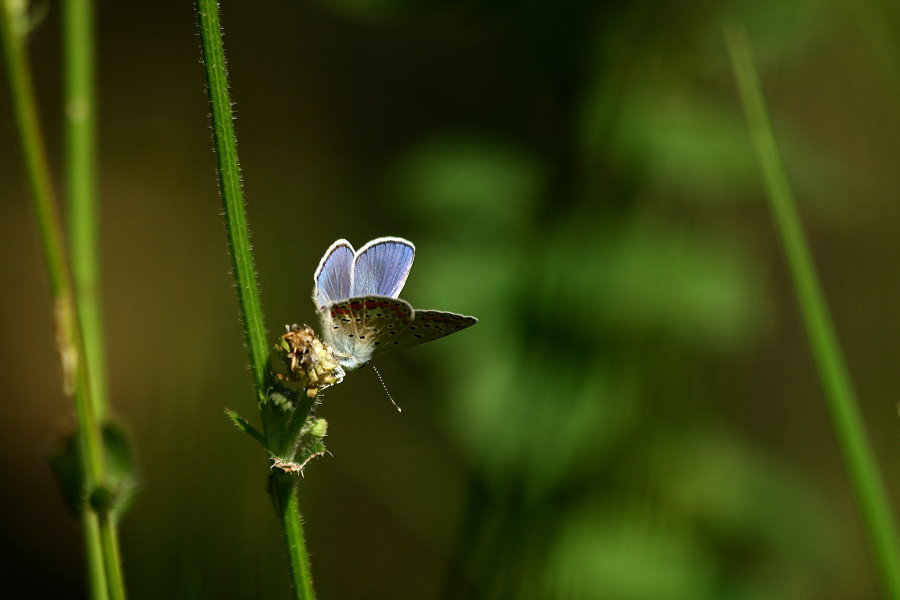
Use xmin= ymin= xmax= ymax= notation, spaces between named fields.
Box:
xmin=61 ymin=4 xmax=128 ymax=598
xmin=99 ymin=510 xmax=127 ymax=600
xmin=725 ymin=23 xmax=900 ymax=597
xmin=195 ymin=2 xmax=316 ymax=599
xmin=271 ymin=472 xmax=318 ymax=600
xmin=0 ymin=2 xmax=120 ymax=599
xmin=83 ymin=509 xmax=110 ymax=600
xmin=63 ymin=0 xmax=107 ymax=421
xmin=195 ymin=0 xmax=269 ymax=398
xmin=1 ymin=4 xmax=68 ymax=290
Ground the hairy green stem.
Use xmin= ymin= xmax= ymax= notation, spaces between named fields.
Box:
xmin=1 ymin=2 xmax=122 ymax=598
xmin=195 ymin=2 xmax=316 ymax=598
xmin=726 ymin=23 xmax=900 ymax=597
xmin=195 ymin=0 xmax=270 ymax=399
xmin=271 ymin=472 xmax=317 ymax=600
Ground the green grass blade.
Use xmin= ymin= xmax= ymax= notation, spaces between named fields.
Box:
xmin=725 ymin=22 xmax=900 ymax=597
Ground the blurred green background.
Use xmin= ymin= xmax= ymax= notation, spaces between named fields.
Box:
xmin=1 ymin=1 xmax=899 ymax=598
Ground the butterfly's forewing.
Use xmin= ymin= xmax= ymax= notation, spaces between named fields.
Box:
xmin=320 ymin=295 xmax=415 ymax=371
xmin=351 ymin=237 xmax=415 ymax=299
xmin=314 ymin=240 xmax=354 ymax=307
xmin=386 ymin=309 xmax=478 ymax=354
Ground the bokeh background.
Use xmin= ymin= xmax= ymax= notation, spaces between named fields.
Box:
xmin=1 ymin=1 xmax=899 ymax=598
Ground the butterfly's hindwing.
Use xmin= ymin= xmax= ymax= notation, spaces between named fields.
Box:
xmin=320 ymin=296 xmax=415 ymax=371
xmin=388 ymin=310 xmax=478 ymax=353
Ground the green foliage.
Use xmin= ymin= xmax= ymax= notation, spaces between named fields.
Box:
xmin=594 ymin=87 xmax=759 ymax=199
xmin=387 ymin=131 xmax=827 ymax=598
xmin=544 ymin=512 xmax=718 ymax=600
xmin=374 ymin=5 xmax=855 ymax=595
xmin=388 ymin=136 xmax=545 ymax=240
xmin=249 ymin=385 xmax=328 ymax=472
xmin=225 ymin=408 xmax=268 ymax=448
xmin=47 ymin=423 xmax=138 ymax=520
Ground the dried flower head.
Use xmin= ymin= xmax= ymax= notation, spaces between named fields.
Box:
xmin=276 ymin=324 xmax=344 ymax=398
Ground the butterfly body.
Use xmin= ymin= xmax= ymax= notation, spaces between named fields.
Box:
xmin=313 ymin=238 xmax=477 ymax=372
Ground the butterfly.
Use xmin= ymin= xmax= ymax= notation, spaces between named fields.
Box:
xmin=313 ymin=237 xmax=478 ymax=372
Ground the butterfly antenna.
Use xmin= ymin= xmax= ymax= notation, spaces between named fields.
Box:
xmin=371 ymin=366 xmax=401 ymax=412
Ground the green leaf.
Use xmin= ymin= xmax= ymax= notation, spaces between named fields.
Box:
xmin=101 ymin=423 xmax=138 ymax=519
xmin=47 ymin=422 xmax=138 ymax=519
xmin=225 ymin=408 xmax=269 ymax=451
xmin=47 ymin=429 xmax=83 ymax=517
xmin=295 ymin=437 xmax=327 ymax=471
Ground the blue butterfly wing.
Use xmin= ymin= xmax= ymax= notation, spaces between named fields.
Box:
xmin=351 ymin=237 xmax=415 ymax=298
xmin=314 ymin=239 xmax=354 ymax=308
